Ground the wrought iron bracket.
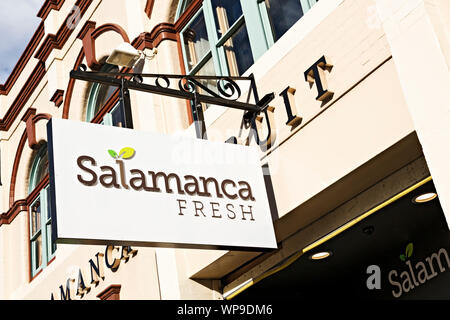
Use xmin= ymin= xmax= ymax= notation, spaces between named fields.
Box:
xmin=70 ymin=64 xmax=275 ymax=139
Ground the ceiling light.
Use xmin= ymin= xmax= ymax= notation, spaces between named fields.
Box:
xmin=106 ymin=42 xmax=142 ymax=68
xmin=309 ymin=251 xmax=332 ymax=260
xmin=362 ymin=225 xmax=375 ymax=235
xmin=413 ymin=192 xmax=437 ymax=203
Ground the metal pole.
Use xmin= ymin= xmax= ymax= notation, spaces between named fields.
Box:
xmin=192 ymin=93 xmax=207 ymax=140
xmin=120 ymin=78 xmax=134 ymax=129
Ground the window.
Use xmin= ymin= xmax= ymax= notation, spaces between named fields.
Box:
xmin=177 ymin=0 xmax=317 ymax=113
xmin=180 ymin=0 xmax=254 ymax=77
xmin=86 ymin=64 xmax=129 ymax=128
xmin=260 ymin=0 xmax=313 ymax=43
xmin=28 ymin=144 xmax=55 ymax=278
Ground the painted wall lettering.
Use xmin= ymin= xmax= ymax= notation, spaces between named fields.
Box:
xmin=279 ymin=86 xmax=302 ymax=126
xmin=50 ymin=246 xmax=138 ymax=300
xmin=225 ymin=56 xmax=334 ymax=148
xmin=304 ymin=56 xmax=334 ymax=102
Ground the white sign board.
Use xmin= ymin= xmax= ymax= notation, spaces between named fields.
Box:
xmin=47 ymin=119 xmax=277 ymax=250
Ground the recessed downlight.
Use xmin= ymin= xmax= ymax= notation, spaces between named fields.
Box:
xmin=413 ymin=192 xmax=437 ymax=203
xmin=309 ymin=251 xmax=332 ymax=260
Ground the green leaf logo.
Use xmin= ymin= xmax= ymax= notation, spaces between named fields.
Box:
xmin=399 ymin=242 xmax=414 ymax=261
xmin=108 ymin=149 xmax=118 ymax=159
xmin=405 ymin=243 xmax=413 ymax=258
xmin=118 ymin=147 xmax=135 ymax=159
xmin=108 ymin=147 xmax=135 ymax=160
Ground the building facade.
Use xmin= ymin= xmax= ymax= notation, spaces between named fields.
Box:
xmin=0 ymin=0 xmax=449 ymax=300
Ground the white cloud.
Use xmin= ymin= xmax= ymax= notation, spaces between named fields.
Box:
xmin=0 ymin=0 xmax=43 ymax=83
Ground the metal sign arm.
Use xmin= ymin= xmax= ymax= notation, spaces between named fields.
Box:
xmin=70 ymin=66 xmax=275 ymax=139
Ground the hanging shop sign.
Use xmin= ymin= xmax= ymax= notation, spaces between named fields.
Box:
xmin=47 ymin=118 xmax=277 ymax=250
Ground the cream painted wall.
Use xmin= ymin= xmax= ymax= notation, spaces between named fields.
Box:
xmin=17 ymin=245 xmax=161 ymax=300
xmin=375 ymin=0 xmax=450 ymax=228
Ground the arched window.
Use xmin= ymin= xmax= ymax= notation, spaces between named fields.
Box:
xmin=28 ymin=144 xmax=55 ymax=277
xmin=28 ymin=146 xmax=48 ymax=193
xmin=176 ymin=0 xmax=317 ymax=114
xmin=86 ymin=64 xmax=128 ymax=127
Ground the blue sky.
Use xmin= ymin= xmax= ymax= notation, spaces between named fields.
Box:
xmin=0 ymin=0 xmax=43 ymax=83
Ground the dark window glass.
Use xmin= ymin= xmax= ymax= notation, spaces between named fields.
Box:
xmin=33 ymin=235 xmax=42 ymax=270
xmin=30 ymin=199 xmax=42 ymax=271
xmin=92 ymin=65 xmax=119 ymax=117
xmin=111 ymin=103 xmax=126 ymax=128
xmin=31 ymin=200 xmax=41 ymax=236
xmin=223 ymin=24 xmax=254 ymax=76
xmin=45 ymin=188 xmax=56 ymax=256
xmin=211 ymin=0 xmax=243 ymax=38
xmin=33 ymin=151 xmax=48 ymax=189
xmin=45 ymin=188 xmax=52 ymax=220
xmin=179 ymin=0 xmax=195 ymax=16
xmin=195 ymin=57 xmax=216 ymax=111
xmin=182 ymin=11 xmax=210 ymax=71
xmin=93 ymin=85 xmax=116 ymax=115
xmin=47 ymin=223 xmax=56 ymax=256
xmin=265 ymin=0 xmax=304 ymax=41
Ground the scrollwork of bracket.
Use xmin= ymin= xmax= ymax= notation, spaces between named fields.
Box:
xmin=147 ymin=75 xmax=244 ymax=102
xmin=71 ymin=66 xmax=261 ymax=112
xmin=177 ymin=76 xmax=242 ymax=101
